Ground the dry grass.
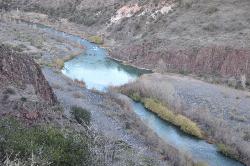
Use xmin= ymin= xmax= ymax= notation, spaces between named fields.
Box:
xmin=142 ymin=98 xmax=203 ymax=138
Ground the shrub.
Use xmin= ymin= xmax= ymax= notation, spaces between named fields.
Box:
xmin=203 ymin=23 xmax=219 ymax=32
xmin=205 ymin=6 xmax=218 ymax=15
xmin=175 ymin=115 xmax=203 ymax=138
xmin=88 ymin=35 xmax=104 ymax=44
xmin=130 ymin=92 xmax=141 ymax=101
xmin=71 ymin=106 xmax=91 ymax=125
xmin=143 ymin=98 xmax=176 ymax=124
xmin=73 ymin=92 xmax=85 ymax=99
xmin=54 ymin=58 xmax=64 ymax=69
xmin=0 ymin=118 xmax=91 ymax=166
xmin=243 ymin=132 xmax=250 ymax=141
xmin=3 ymin=88 xmax=16 ymax=95
xmin=20 ymin=97 xmax=27 ymax=102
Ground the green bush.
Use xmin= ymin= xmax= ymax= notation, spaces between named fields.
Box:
xmin=0 ymin=118 xmax=91 ymax=166
xmin=71 ymin=106 xmax=91 ymax=125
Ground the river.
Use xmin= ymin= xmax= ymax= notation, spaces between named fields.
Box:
xmin=27 ymin=22 xmax=244 ymax=166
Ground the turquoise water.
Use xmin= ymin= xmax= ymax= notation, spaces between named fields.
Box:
xmin=62 ymin=40 xmax=147 ymax=91
xmin=25 ymin=21 xmax=244 ymax=166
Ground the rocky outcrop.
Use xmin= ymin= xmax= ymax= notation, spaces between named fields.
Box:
xmin=0 ymin=44 xmax=57 ymax=105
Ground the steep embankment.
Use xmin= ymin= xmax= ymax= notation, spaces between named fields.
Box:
xmin=0 ymin=45 xmax=57 ymax=105
xmin=0 ymin=44 xmax=59 ymax=124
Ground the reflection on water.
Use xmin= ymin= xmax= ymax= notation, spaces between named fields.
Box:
xmin=62 ymin=39 xmax=148 ymax=91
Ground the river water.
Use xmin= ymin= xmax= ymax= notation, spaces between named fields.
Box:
xmin=27 ymin=22 xmax=244 ymax=166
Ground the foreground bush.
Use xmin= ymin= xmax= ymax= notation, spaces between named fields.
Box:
xmin=0 ymin=117 xmax=91 ymax=166
xmin=71 ymin=106 xmax=91 ymax=125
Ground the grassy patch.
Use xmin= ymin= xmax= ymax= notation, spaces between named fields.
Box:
xmin=0 ymin=117 xmax=91 ymax=166
xmin=71 ymin=106 xmax=91 ymax=125
xmin=217 ymin=143 xmax=239 ymax=160
xmin=88 ymin=35 xmax=104 ymax=45
xmin=134 ymin=97 xmax=203 ymax=138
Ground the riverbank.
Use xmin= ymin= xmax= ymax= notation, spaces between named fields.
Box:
xmin=119 ymin=73 xmax=250 ymax=165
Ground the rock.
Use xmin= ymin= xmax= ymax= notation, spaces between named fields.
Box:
xmin=0 ymin=44 xmax=57 ymax=105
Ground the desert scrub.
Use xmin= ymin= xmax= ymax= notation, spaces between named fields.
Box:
xmin=0 ymin=117 xmax=91 ymax=166
xmin=142 ymin=98 xmax=203 ymax=138
xmin=71 ymin=106 xmax=91 ymax=125
xmin=88 ymin=35 xmax=104 ymax=44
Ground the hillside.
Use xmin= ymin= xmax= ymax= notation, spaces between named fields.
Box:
xmin=1 ymin=0 xmax=250 ymax=88
xmin=0 ymin=0 xmax=249 ymax=165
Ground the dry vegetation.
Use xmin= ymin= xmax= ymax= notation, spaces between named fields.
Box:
xmin=118 ymin=74 xmax=250 ymax=165
xmin=53 ymin=50 xmax=83 ymax=69
xmin=106 ymin=92 xmax=206 ymax=166
xmin=134 ymin=96 xmax=204 ymax=138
